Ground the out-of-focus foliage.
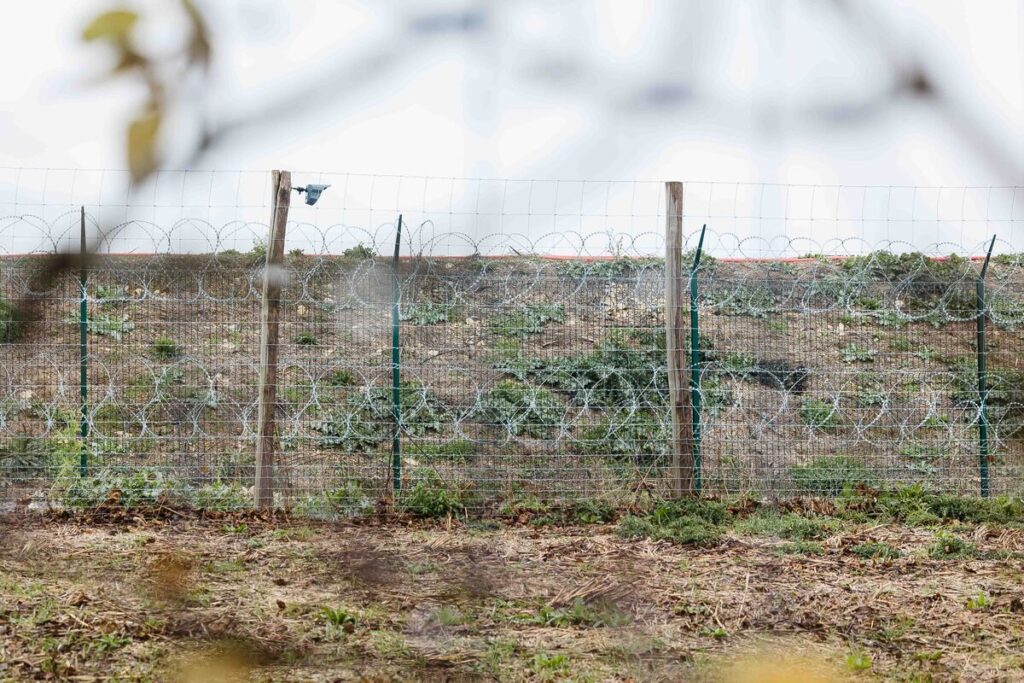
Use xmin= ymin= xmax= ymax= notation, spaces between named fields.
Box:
xmin=82 ymin=1 xmax=211 ymax=183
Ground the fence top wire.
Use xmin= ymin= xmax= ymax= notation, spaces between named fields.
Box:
xmin=0 ymin=169 xmax=1022 ymax=258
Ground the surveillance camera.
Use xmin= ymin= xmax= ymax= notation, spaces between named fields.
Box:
xmin=294 ymin=183 xmax=331 ymax=206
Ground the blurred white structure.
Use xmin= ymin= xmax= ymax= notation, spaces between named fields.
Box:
xmin=0 ymin=1 xmax=1021 ymax=252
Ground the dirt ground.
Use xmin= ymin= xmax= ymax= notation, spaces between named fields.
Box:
xmin=1 ymin=511 xmax=1023 ymax=682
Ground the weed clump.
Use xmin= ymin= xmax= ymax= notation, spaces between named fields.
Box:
xmin=408 ymin=439 xmax=476 ymax=461
xmin=0 ymin=437 xmax=53 ymax=480
xmin=965 ymin=592 xmax=992 ymax=610
xmin=576 ymin=411 xmax=666 ymax=465
xmin=189 ymin=481 xmax=250 ymax=509
xmin=478 ymin=381 xmax=563 ymax=438
xmin=799 ymin=399 xmax=842 ymax=431
xmin=294 ymin=331 xmax=318 ymax=346
xmin=556 ymin=256 xmax=660 ymax=279
xmin=77 ymin=313 xmax=135 ymax=340
xmin=950 ymin=357 xmax=1024 ymax=438
xmin=523 ymin=597 xmax=631 ymax=628
xmin=315 ymin=380 xmax=445 ymax=451
xmin=732 ymin=511 xmax=839 ymax=540
xmin=327 ymin=369 xmax=355 ymax=386
xmin=491 ymin=302 xmax=565 ymax=337
xmin=295 ymin=481 xmax=372 ymax=517
xmin=151 ymin=336 xmax=182 ymax=359
xmin=616 ymin=498 xmax=727 ymax=547
xmin=777 ymin=541 xmax=824 ymax=555
xmin=57 ymin=467 xmax=186 ymax=509
xmin=0 ymin=294 xmax=22 ymax=343
xmin=707 ymin=285 xmax=777 ymax=318
xmin=401 ymin=301 xmax=455 ymax=325
xmin=403 ymin=469 xmax=472 ymax=518
xmin=501 ymin=328 xmax=667 ymax=409
xmin=840 ymin=343 xmax=876 ymax=363
xmin=790 ymin=456 xmax=873 ymax=495
xmin=838 ymin=484 xmax=1024 ymax=526
xmin=516 ymin=499 xmax=617 ymax=526
xmin=927 ymin=532 xmax=976 ymax=559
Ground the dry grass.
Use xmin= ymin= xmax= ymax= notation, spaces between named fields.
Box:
xmin=1 ymin=510 xmax=1023 ymax=681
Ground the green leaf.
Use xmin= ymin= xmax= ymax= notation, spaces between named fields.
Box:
xmin=127 ymin=108 xmax=161 ymax=183
xmin=82 ymin=10 xmax=138 ymax=42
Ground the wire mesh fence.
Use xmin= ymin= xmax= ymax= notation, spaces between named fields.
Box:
xmin=1 ymin=173 xmax=1023 ymax=514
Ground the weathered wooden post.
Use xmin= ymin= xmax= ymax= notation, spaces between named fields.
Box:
xmin=254 ymin=170 xmax=291 ymax=508
xmin=665 ymin=181 xmax=695 ymax=496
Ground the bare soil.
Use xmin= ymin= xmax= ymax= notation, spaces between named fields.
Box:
xmin=2 ymin=511 xmax=1023 ymax=681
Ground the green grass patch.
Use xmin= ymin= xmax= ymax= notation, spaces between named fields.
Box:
xmin=529 ymin=499 xmax=617 ymax=526
xmin=294 ymin=331 xmax=318 ymax=346
xmin=845 ymin=650 xmax=873 ymax=672
xmin=776 ymin=541 xmax=824 ymax=555
xmin=327 ymin=369 xmax=355 ymax=386
xmin=151 ymin=336 xmax=182 ymax=359
xmin=790 ymin=455 xmax=872 ymax=495
xmin=732 ymin=511 xmax=840 ymax=540
xmin=433 ymin=605 xmax=472 ymax=626
xmin=838 ymin=484 xmax=1024 ymax=526
xmin=616 ymin=498 xmax=726 ymax=547
xmin=927 ymin=532 xmax=976 ymax=559
xmin=408 ymin=439 xmax=476 ymax=461
xmin=531 ymin=651 xmax=570 ymax=680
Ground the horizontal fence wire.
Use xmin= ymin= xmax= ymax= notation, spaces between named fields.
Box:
xmin=1 ymin=172 xmax=1023 ymax=515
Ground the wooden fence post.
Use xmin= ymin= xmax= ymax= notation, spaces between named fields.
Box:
xmin=665 ymin=181 xmax=695 ymax=497
xmin=254 ymin=170 xmax=291 ymax=508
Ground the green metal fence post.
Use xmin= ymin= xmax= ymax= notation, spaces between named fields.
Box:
xmin=976 ymin=234 xmax=997 ymax=498
xmin=689 ymin=224 xmax=706 ymax=494
xmin=79 ymin=207 xmax=89 ymax=476
xmin=391 ymin=215 xmax=403 ymax=493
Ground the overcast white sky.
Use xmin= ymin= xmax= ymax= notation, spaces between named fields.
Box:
xmin=0 ymin=0 xmax=1022 ymax=254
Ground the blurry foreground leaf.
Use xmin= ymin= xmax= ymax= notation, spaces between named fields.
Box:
xmin=82 ymin=10 xmax=138 ymax=43
xmin=182 ymin=0 xmax=211 ymax=66
xmin=128 ymin=109 xmax=162 ymax=183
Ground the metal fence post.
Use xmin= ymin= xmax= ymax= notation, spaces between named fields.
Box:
xmin=976 ymin=235 xmax=997 ymax=498
xmin=689 ymin=224 xmax=707 ymax=495
xmin=391 ymin=215 xmax=403 ymax=493
xmin=79 ymin=207 xmax=89 ymax=476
